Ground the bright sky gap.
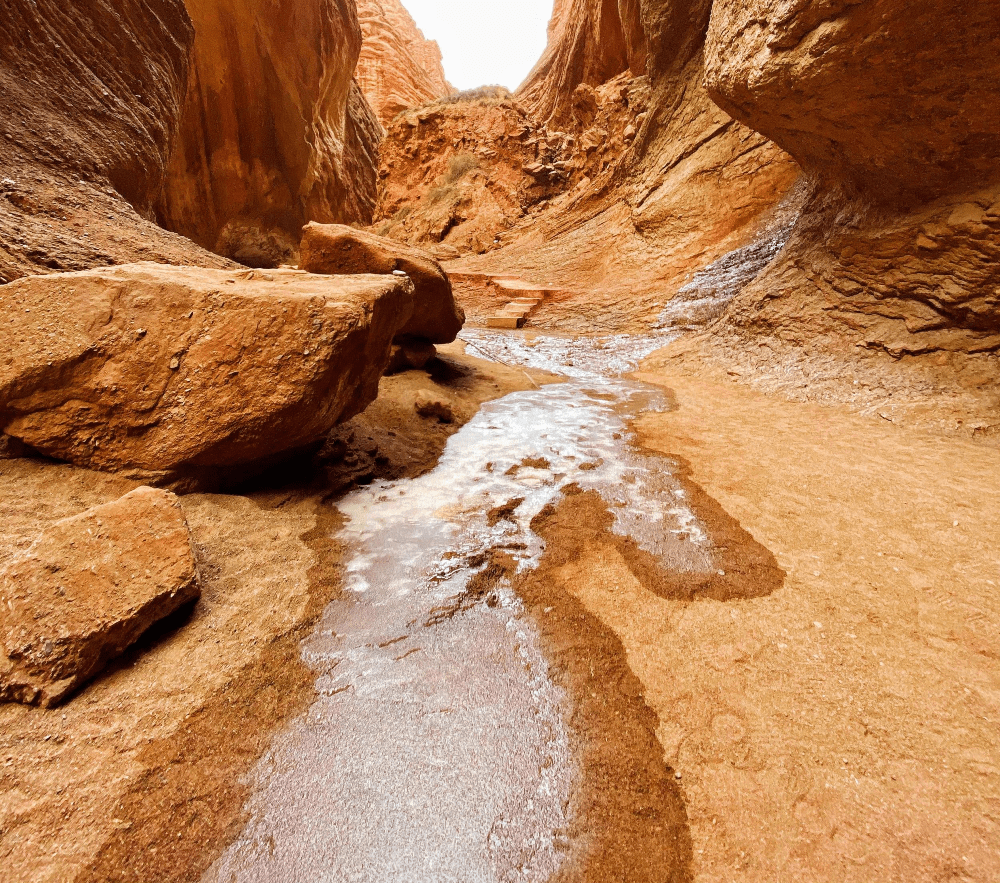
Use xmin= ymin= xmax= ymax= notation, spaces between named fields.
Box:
xmin=401 ymin=0 xmax=553 ymax=92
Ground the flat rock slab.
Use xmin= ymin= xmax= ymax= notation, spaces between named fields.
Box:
xmin=0 ymin=263 xmax=414 ymax=487
xmin=0 ymin=487 xmax=200 ymax=707
xmin=487 ymin=316 xmax=524 ymax=329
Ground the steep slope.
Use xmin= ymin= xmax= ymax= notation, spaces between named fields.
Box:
xmin=356 ymin=0 xmax=452 ymax=128
xmin=158 ymin=0 xmax=381 ymax=267
xmin=447 ymin=0 xmax=799 ymax=330
xmin=372 ymin=88 xmax=576 ymax=256
xmin=704 ymin=0 xmax=1000 ymax=363
xmin=0 ymin=0 xmax=232 ymax=283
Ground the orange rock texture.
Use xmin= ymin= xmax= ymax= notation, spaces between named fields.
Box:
xmin=158 ymin=0 xmax=382 ymax=267
xmin=0 ymin=264 xmax=415 ymax=488
xmin=0 ymin=487 xmax=200 ymax=707
xmin=300 ymin=223 xmax=465 ymax=344
xmin=703 ymin=0 xmax=1000 ymax=358
xmin=441 ymin=0 xmax=800 ymax=330
xmin=355 ymin=0 xmax=452 ymax=129
xmin=373 ymin=88 xmax=581 ymax=256
xmin=0 ymin=0 xmax=232 ymax=282
xmin=518 ymin=0 xmax=646 ymax=126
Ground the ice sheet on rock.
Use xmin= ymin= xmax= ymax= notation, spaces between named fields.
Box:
xmin=655 ymin=216 xmax=799 ymax=331
xmin=204 ymin=333 xmax=715 ymax=883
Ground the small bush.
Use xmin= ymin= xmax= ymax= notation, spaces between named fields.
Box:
xmin=426 ymin=183 xmax=457 ymax=205
xmin=444 ymin=152 xmax=479 ymax=184
xmin=433 ymin=85 xmax=513 ymax=106
xmin=392 ymin=205 xmax=413 ymax=222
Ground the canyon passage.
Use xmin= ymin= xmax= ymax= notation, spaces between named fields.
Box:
xmin=1 ymin=0 xmax=999 ymax=881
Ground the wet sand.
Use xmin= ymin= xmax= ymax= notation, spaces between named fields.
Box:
xmin=202 ymin=330 xmax=789 ymax=881
xmin=0 ymin=345 xmax=550 ymax=883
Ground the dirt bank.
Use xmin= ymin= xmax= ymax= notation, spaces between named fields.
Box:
xmin=0 ymin=345 xmax=551 ymax=883
xmin=563 ymin=349 xmax=1000 ymax=882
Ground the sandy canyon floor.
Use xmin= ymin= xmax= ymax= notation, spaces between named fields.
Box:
xmin=1 ymin=315 xmax=998 ymax=882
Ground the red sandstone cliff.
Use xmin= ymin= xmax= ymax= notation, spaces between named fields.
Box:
xmin=158 ymin=0 xmax=381 ymax=267
xmin=518 ymin=0 xmax=646 ymax=127
xmin=0 ymin=0 xmax=231 ymax=282
xmin=449 ymin=0 xmax=800 ymax=330
xmin=356 ymin=0 xmax=452 ymax=128
xmin=703 ymin=0 xmax=1000 ymax=360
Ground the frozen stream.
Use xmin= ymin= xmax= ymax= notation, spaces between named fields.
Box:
xmin=204 ymin=330 xmax=713 ymax=883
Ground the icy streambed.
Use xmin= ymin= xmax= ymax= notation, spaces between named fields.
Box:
xmin=204 ymin=330 xmax=712 ymax=883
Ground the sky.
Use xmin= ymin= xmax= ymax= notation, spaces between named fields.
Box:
xmin=401 ymin=0 xmax=553 ymax=92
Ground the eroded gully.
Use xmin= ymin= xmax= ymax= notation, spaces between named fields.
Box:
xmin=202 ymin=329 xmax=719 ymax=883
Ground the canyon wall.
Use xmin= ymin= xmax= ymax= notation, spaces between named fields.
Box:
xmin=356 ymin=0 xmax=452 ymax=128
xmin=0 ymin=0 xmax=232 ymax=282
xmin=704 ymin=0 xmax=1000 ymax=359
xmin=158 ymin=0 xmax=381 ymax=267
xmin=449 ymin=0 xmax=800 ymax=329
xmin=518 ymin=0 xmax=647 ymax=126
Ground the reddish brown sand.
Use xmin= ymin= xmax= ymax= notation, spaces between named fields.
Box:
xmin=0 ymin=345 xmax=551 ymax=883
xmin=611 ymin=349 xmax=1000 ymax=882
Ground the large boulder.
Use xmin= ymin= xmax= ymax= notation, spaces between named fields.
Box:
xmin=0 ymin=487 xmax=200 ymax=707
xmin=704 ymin=0 xmax=1000 ymax=205
xmin=299 ymin=222 xmax=465 ymax=344
xmin=702 ymin=0 xmax=1000 ymax=357
xmin=0 ymin=0 xmax=232 ymax=283
xmin=0 ymin=263 xmax=415 ymax=487
xmin=158 ymin=0 xmax=382 ymax=267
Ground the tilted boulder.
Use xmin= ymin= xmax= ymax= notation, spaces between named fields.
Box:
xmin=0 ymin=487 xmax=200 ymax=707
xmin=0 ymin=263 xmax=415 ymax=487
xmin=299 ymin=222 xmax=465 ymax=344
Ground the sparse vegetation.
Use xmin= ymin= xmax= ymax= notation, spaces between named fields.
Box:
xmin=444 ymin=152 xmax=479 ymax=184
xmin=424 ymin=153 xmax=479 ymax=206
xmin=432 ymin=85 xmax=513 ymax=106
xmin=426 ymin=183 xmax=457 ymax=206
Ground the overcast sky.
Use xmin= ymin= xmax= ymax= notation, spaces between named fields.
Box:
xmin=401 ymin=0 xmax=553 ymax=92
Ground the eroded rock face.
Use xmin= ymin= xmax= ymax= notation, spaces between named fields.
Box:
xmin=0 ymin=0 xmax=233 ymax=282
xmin=0 ymin=263 xmax=415 ymax=487
xmin=704 ymin=0 xmax=1000 ymax=356
xmin=158 ymin=0 xmax=381 ymax=267
xmin=519 ymin=0 xmax=646 ymax=126
xmin=373 ymin=90 xmax=573 ymax=254
xmin=300 ymin=223 xmax=464 ymax=344
xmin=705 ymin=1 xmax=1000 ymax=205
xmin=356 ymin=0 xmax=452 ymax=128
xmin=439 ymin=0 xmax=799 ymax=330
xmin=0 ymin=487 xmax=200 ymax=707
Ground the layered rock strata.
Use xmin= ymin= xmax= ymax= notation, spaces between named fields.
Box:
xmin=0 ymin=0 xmax=232 ymax=282
xmin=300 ymin=222 xmax=465 ymax=344
xmin=518 ymin=0 xmax=646 ymax=127
xmin=0 ymin=264 xmax=414 ymax=488
xmin=0 ymin=487 xmax=200 ymax=707
xmin=704 ymin=0 xmax=1000 ymax=358
xmin=356 ymin=0 xmax=452 ymax=128
xmin=438 ymin=0 xmax=799 ymax=330
xmin=158 ymin=0 xmax=381 ymax=267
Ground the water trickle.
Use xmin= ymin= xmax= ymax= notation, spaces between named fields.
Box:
xmin=204 ymin=330 xmax=712 ymax=883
